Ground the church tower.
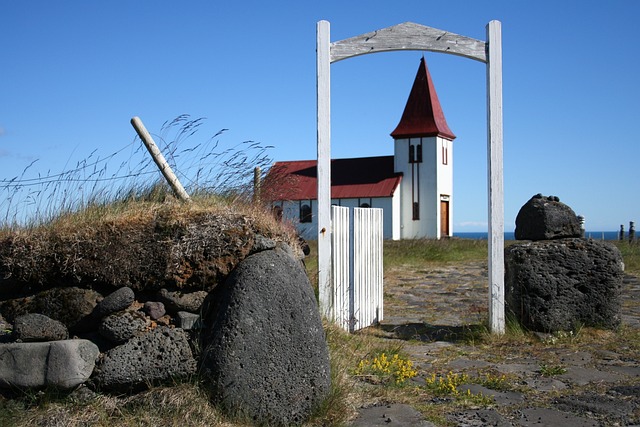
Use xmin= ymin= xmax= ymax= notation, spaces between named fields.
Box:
xmin=391 ymin=57 xmax=456 ymax=239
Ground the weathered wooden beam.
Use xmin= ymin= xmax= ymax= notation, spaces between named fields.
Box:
xmin=330 ymin=22 xmax=487 ymax=64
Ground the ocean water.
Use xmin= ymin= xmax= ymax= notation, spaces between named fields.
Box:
xmin=454 ymin=231 xmax=621 ymax=241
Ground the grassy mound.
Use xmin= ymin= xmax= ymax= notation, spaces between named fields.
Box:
xmin=0 ymin=194 xmax=299 ymax=295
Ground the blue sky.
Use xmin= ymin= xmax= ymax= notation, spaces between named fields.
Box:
xmin=1 ymin=1 xmax=638 ymax=231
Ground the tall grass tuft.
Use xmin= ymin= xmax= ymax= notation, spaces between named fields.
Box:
xmin=0 ymin=115 xmax=274 ymax=229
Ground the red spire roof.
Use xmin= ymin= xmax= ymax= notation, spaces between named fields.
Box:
xmin=390 ymin=57 xmax=456 ymax=140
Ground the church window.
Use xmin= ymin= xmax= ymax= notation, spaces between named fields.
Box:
xmin=409 ymin=145 xmax=415 ymax=163
xmin=413 ymin=202 xmax=420 ymax=220
xmin=300 ymin=202 xmax=312 ymax=223
xmin=442 ymin=142 xmax=449 ymax=165
xmin=416 ymin=143 xmax=423 ymax=163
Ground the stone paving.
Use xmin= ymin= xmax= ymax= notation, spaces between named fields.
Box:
xmin=349 ymin=261 xmax=640 ymax=427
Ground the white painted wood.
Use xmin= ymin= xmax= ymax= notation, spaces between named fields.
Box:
xmin=331 ymin=22 xmax=487 ymax=64
xmin=317 ymin=20 xmax=332 ymax=318
xmin=331 ymin=205 xmax=350 ymax=330
xmin=352 ymin=207 xmax=384 ymax=331
xmin=486 ymin=20 xmax=505 ymax=334
xmin=130 ymin=116 xmax=191 ymax=203
xmin=330 ymin=206 xmax=383 ymax=332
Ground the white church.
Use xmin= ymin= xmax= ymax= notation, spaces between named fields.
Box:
xmin=263 ymin=57 xmax=456 ymax=241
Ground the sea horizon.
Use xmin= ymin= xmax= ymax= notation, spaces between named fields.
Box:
xmin=454 ymin=231 xmax=623 ymax=241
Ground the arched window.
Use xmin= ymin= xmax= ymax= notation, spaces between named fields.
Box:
xmin=300 ymin=203 xmax=312 ymax=223
xmin=360 ymin=203 xmax=370 ymax=208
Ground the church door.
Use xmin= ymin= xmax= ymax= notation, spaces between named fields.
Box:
xmin=440 ymin=199 xmax=450 ymax=237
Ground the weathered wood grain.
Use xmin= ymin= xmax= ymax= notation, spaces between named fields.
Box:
xmin=131 ymin=116 xmax=191 ymax=203
xmin=330 ymin=22 xmax=487 ymax=64
xmin=316 ymin=20 xmax=332 ymax=319
xmin=486 ymin=20 xmax=505 ymax=334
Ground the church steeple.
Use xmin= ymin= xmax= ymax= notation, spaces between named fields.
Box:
xmin=390 ymin=57 xmax=456 ymax=141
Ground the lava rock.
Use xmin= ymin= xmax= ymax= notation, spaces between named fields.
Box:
xmin=98 ymin=311 xmax=148 ymax=343
xmin=93 ymin=287 xmax=135 ymax=319
xmin=94 ymin=326 xmax=196 ymax=392
xmin=142 ymin=301 xmax=166 ymax=320
xmin=0 ymin=287 xmax=101 ymax=332
xmin=200 ymin=247 xmax=331 ymax=426
xmin=13 ymin=313 xmax=68 ymax=342
xmin=514 ymin=194 xmax=582 ymax=241
xmin=157 ymin=289 xmax=207 ymax=314
xmin=250 ymin=234 xmax=277 ymax=253
xmin=505 ymin=238 xmax=624 ymax=332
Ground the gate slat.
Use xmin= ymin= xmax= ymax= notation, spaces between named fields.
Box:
xmin=330 ymin=206 xmax=383 ymax=332
xmin=331 ymin=206 xmax=349 ymax=330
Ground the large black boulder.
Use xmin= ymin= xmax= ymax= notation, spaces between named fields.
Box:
xmin=515 ymin=194 xmax=582 ymax=241
xmin=200 ymin=247 xmax=330 ymax=426
xmin=505 ymin=238 xmax=624 ymax=332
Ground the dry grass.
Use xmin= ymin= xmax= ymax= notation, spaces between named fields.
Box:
xmin=1 ymin=115 xmax=274 ymax=228
xmin=1 ymin=383 xmax=249 ymax=427
xmin=0 ymin=190 xmax=303 ymax=295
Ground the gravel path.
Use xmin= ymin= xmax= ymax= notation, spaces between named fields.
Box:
xmin=350 ymin=262 xmax=640 ymax=427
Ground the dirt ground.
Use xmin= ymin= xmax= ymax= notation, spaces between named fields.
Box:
xmin=349 ymin=262 xmax=640 ymax=427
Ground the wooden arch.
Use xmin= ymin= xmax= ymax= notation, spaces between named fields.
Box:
xmin=316 ymin=20 xmax=504 ymax=333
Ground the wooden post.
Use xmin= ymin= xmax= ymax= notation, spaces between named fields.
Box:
xmin=317 ymin=20 xmax=332 ymax=318
xmin=253 ymin=166 xmax=261 ymax=204
xmin=131 ymin=116 xmax=191 ymax=203
xmin=486 ymin=20 xmax=505 ymax=334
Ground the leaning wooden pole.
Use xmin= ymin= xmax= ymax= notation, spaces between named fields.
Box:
xmin=131 ymin=116 xmax=191 ymax=203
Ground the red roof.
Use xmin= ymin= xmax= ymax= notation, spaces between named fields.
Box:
xmin=390 ymin=57 xmax=456 ymax=140
xmin=262 ymin=156 xmax=402 ymax=201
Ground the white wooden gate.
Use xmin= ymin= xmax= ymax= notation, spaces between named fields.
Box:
xmin=331 ymin=206 xmax=383 ymax=332
xmin=316 ymin=20 xmax=505 ymax=334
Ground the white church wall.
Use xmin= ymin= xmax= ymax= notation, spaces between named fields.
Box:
xmin=276 ymin=200 xmax=317 ymax=241
xmin=394 ymin=136 xmax=454 ymax=239
xmin=333 ymin=197 xmax=394 ymax=239
xmin=394 ymin=138 xmax=415 ymax=239
xmin=421 ymin=136 xmax=439 ymax=239
xmin=437 ymin=138 xmax=454 ymax=237
xmin=392 ymin=189 xmax=401 ymax=240
xmin=275 ymin=196 xmax=395 ymax=240
xmin=395 ymin=137 xmax=440 ymax=239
